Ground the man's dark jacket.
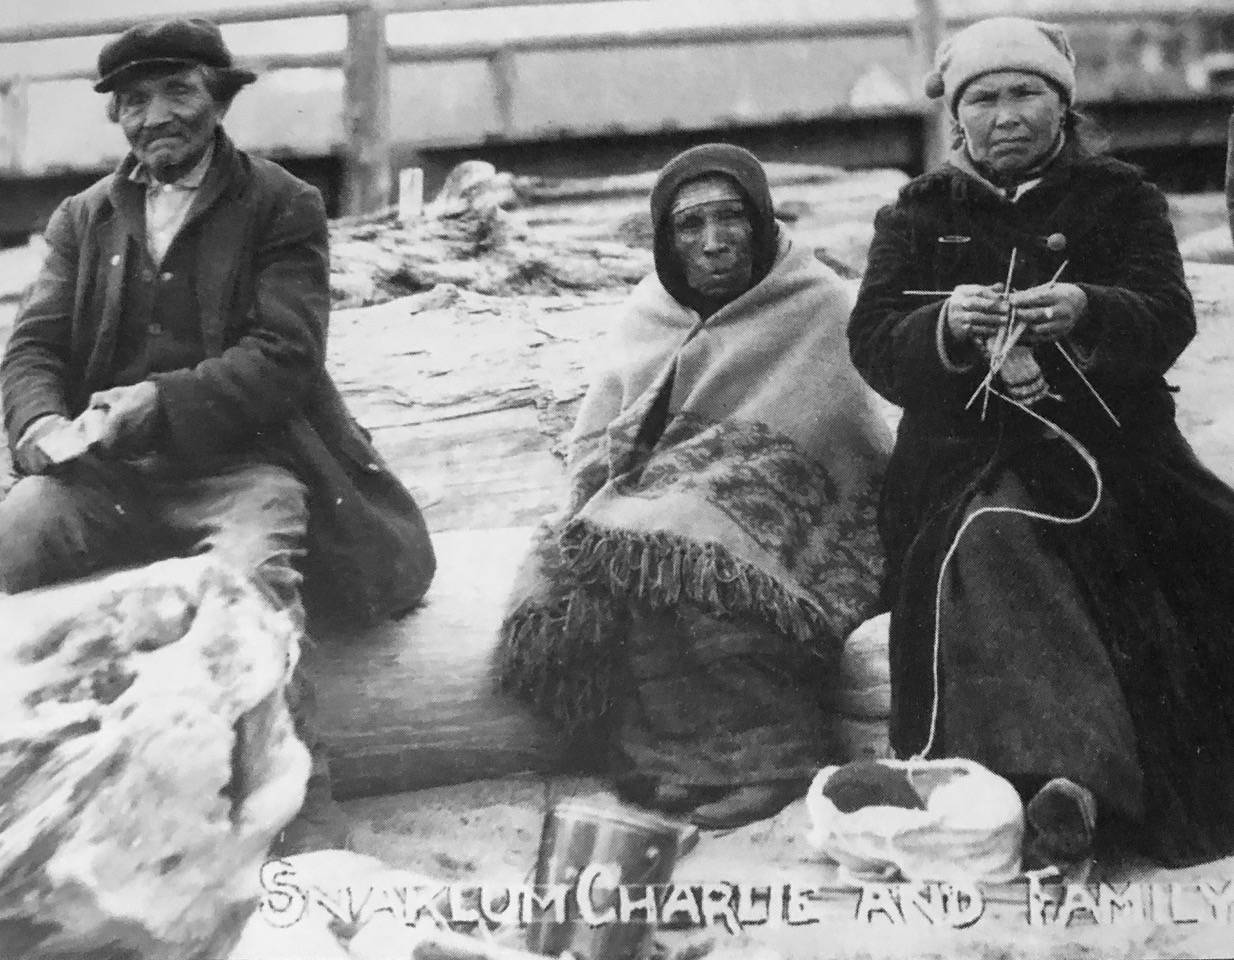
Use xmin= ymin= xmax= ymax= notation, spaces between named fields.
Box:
xmin=1 ymin=132 xmax=435 ymax=625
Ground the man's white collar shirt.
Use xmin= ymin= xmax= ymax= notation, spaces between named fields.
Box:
xmin=128 ymin=143 xmax=214 ymax=265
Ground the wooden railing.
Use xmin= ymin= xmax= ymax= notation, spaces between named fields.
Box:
xmin=0 ymin=0 xmax=663 ymax=213
xmin=1 ymin=1 xmax=1231 ymax=214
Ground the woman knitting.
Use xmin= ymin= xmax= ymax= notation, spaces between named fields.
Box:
xmin=848 ymin=17 xmax=1234 ymax=868
xmin=499 ymin=143 xmax=890 ymax=829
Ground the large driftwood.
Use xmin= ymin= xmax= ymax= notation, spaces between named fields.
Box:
xmin=327 ymin=290 xmax=610 ymax=531
xmin=306 ymin=528 xmax=890 ymax=799
xmin=333 ymin=262 xmax=1234 ymax=540
xmin=0 ymin=558 xmax=308 ymax=960
xmin=305 ymin=528 xmax=567 ymax=799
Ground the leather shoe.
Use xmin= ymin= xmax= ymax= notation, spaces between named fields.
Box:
xmin=1024 ymin=777 xmax=1096 ymax=869
xmin=689 ymin=782 xmax=800 ymax=830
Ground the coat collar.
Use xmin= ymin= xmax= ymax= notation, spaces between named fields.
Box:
xmin=946 ymin=133 xmax=1067 ymax=202
xmin=899 ymin=145 xmax=1141 ymax=208
xmin=127 ymin=139 xmax=215 ymax=190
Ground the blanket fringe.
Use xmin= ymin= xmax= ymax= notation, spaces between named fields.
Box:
xmin=560 ymin=517 xmax=838 ymax=655
xmin=496 ymin=589 xmax=625 ymax=735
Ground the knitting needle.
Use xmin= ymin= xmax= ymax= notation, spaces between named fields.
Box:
xmin=966 ymin=256 xmax=1072 ymax=412
xmin=1003 ymin=247 xmax=1019 ymax=294
xmin=996 ymin=256 xmax=1115 ymax=426
xmin=965 ymin=248 xmax=1018 ymax=412
xmin=1054 ymin=342 xmax=1121 ymax=428
xmin=908 ymin=256 xmax=1062 ymax=299
xmin=989 ymin=259 xmax=1069 ymax=371
xmin=1038 ymin=257 xmax=1119 ymax=428
xmin=984 ymin=249 xmax=1022 ymax=411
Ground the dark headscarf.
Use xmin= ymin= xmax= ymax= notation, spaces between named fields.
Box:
xmin=649 ymin=143 xmax=779 ymax=315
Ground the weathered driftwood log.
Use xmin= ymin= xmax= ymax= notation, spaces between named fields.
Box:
xmin=306 ymin=528 xmax=567 ymax=799
xmin=328 ymin=289 xmax=613 ymax=531
xmin=0 ymin=558 xmax=308 ymax=960
xmin=326 ymin=163 xmax=909 ymax=313
xmin=306 ymin=528 xmax=890 ymax=798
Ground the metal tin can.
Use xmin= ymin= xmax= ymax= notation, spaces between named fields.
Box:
xmin=527 ymin=799 xmax=696 ymax=960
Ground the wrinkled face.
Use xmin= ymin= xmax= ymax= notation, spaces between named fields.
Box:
xmin=115 ymin=66 xmax=225 ymax=183
xmin=956 ymin=70 xmax=1065 ymax=176
xmin=669 ymin=175 xmax=755 ymax=303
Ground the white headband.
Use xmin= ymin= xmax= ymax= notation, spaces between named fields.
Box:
xmin=671 ymin=176 xmax=743 ymax=216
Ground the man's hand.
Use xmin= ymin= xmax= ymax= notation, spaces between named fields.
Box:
xmin=1010 ymin=282 xmax=1089 ymax=343
xmin=13 ymin=414 xmax=73 ymax=475
xmin=87 ymin=381 xmax=160 ymax=457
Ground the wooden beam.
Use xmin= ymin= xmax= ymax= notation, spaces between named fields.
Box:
xmin=385 ymin=0 xmax=649 ymax=11
xmin=0 ymin=18 xmax=914 ymax=84
xmin=341 ymin=2 xmax=392 ymax=215
xmin=2 ymin=0 xmax=1226 ymax=47
xmin=0 ymin=0 xmax=651 ymax=44
xmin=912 ymin=0 xmax=946 ymax=173
xmin=488 ymin=48 xmax=518 ymax=138
xmin=0 ymin=78 xmax=27 ymax=172
xmin=0 ymin=2 xmax=360 ymax=43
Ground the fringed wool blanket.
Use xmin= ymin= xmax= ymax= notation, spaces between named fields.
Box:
xmin=498 ymin=234 xmax=892 ymax=732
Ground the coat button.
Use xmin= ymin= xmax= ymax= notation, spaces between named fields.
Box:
xmin=142 ymin=271 xmax=154 ymax=283
xmin=148 ymin=322 xmax=164 ymax=335
xmin=161 ymin=271 xmax=174 ymax=281
xmin=110 ymin=254 xmax=121 ymax=266
xmin=365 ymin=462 xmax=381 ymax=473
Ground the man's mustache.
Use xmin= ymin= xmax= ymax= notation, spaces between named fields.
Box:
xmin=137 ymin=127 xmax=188 ymax=147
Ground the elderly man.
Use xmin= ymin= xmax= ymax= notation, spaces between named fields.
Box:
xmin=0 ymin=18 xmax=435 ymax=852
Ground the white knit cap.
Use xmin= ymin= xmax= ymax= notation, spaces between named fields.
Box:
xmin=924 ymin=17 xmax=1076 ymax=115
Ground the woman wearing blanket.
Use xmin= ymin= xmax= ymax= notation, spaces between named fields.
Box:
xmin=498 ymin=144 xmax=891 ymax=829
xmin=848 ymin=17 xmax=1234 ymax=870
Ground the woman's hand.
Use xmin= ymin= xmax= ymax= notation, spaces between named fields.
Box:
xmin=1009 ymin=282 xmax=1088 ymax=343
xmin=945 ymin=284 xmax=1010 ymax=344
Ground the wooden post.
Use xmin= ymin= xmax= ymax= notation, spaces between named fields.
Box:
xmin=342 ymin=1 xmax=392 ymax=215
xmin=488 ymin=47 xmax=518 ymax=139
xmin=398 ymin=166 xmax=424 ymax=224
xmin=912 ymin=0 xmax=946 ymax=173
xmin=0 ymin=77 xmax=28 ymax=172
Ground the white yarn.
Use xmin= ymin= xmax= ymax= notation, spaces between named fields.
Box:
xmin=913 ymin=388 xmax=1104 ymax=760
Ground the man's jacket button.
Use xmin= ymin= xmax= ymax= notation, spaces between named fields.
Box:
xmin=148 ymin=322 xmax=164 ymax=335
xmin=365 ymin=462 xmax=380 ymax=473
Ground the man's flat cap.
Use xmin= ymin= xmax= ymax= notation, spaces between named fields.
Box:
xmin=94 ymin=18 xmax=256 ymax=93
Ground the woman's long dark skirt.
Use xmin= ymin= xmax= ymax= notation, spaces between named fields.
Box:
xmin=887 ymin=429 xmax=1234 ymax=866
xmin=613 ymin=601 xmax=831 ymax=796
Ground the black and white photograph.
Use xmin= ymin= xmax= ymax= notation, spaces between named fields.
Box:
xmin=2 ymin=1 xmax=1234 ymax=958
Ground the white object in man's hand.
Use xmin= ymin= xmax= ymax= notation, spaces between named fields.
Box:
xmin=14 ymin=414 xmax=74 ymax=474
xmin=14 ymin=406 xmax=116 ymax=472
xmin=87 ymin=381 xmax=160 ymax=456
